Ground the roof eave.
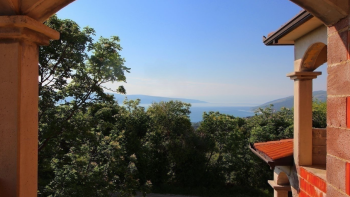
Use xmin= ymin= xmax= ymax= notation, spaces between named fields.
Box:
xmin=263 ymin=10 xmax=313 ymax=46
xmin=249 ymin=144 xmax=275 ymax=169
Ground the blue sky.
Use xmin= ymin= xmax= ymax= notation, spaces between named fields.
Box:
xmin=57 ymin=0 xmax=327 ymax=105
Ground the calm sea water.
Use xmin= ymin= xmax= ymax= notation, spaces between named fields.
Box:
xmin=138 ymin=103 xmax=256 ymax=122
xmin=189 ymin=106 xmax=255 ymax=122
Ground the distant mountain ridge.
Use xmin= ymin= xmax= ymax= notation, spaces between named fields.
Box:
xmin=254 ymin=90 xmax=326 ymax=110
xmin=111 ymin=94 xmax=207 ymax=104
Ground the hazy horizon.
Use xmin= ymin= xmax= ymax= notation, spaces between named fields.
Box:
xmin=111 ymin=89 xmax=327 ymax=107
xmin=58 ymin=0 xmax=327 ymax=104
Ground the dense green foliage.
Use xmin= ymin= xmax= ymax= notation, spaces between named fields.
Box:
xmin=39 ymin=16 xmax=327 ymax=197
xmin=38 ymin=16 xmax=143 ymax=196
xmin=312 ymin=99 xmax=327 ymax=128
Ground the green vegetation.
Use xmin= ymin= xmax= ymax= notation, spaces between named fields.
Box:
xmin=255 ymin=90 xmax=326 ymax=110
xmin=38 ymin=16 xmax=327 ymax=197
xmin=38 ymin=15 xmax=139 ymax=196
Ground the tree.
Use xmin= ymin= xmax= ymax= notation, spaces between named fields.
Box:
xmin=197 ymin=112 xmax=247 ymax=187
xmin=37 ymin=15 xmax=328 ymax=196
xmin=145 ymin=101 xmax=197 ymax=187
xmin=243 ymin=106 xmax=294 ymax=188
xmin=37 ymin=15 xmax=149 ymax=196
xmin=247 ymin=106 xmax=294 ymax=144
xmin=39 ymin=15 xmax=129 ymax=153
xmin=312 ymin=99 xmax=327 ymax=128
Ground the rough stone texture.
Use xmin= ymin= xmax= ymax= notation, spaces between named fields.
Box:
xmin=327 ymin=156 xmax=346 ymax=193
xmin=347 ymin=162 xmax=350 ymax=195
xmin=327 ymin=97 xmax=346 ymax=128
xmin=327 ymin=62 xmax=350 ymax=95
xmin=313 ymin=155 xmax=327 ymax=166
xmin=328 ymin=15 xmax=349 ymax=35
xmin=326 ymin=17 xmax=350 ymax=197
xmin=348 ymin=97 xmax=350 ymax=129
xmin=312 ymin=146 xmax=327 ymax=155
xmin=327 ymin=127 xmax=350 ymax=161
xmin=313 ymin=129 xmax=327 ymax=146
xmin=327 ymin=185 xmax=349 ymax=197
xmin=313 ymin=147 xmax=327 ymax=163
xmin=327 ymin=30 xmax=348 ymax=65
xmin=312 ymin=128 xmax=327 ymax=165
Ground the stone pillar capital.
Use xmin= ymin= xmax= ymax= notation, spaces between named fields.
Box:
xmin=286 ymin=71 xmax=322 ymax=81
xmin=0 ymin=15 xmax=59 ymax=45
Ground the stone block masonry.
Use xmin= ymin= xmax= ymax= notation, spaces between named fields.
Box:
xmin=327 ymin=14 xmax=350 ymax=197
xmin=347 ymin=162 xmax=350 ymax=195
xmin=312 ymin=128 xmax=326 ymax=165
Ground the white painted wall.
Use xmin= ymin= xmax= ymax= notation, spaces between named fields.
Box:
xmin=294 ymin=25 xmax=327 ymax=71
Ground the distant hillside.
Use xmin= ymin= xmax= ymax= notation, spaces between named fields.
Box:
xmin=254 ymin=90 xmax=326 ymax=110
xmin=111 ymin=94 xmax=207 ymax=104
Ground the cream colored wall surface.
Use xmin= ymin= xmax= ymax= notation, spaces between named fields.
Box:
xmin=294 ymin=25 xmax=327 ymax=61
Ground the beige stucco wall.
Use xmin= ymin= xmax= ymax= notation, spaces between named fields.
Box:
xmin=294 ymin=25 xmax=327 ymax=71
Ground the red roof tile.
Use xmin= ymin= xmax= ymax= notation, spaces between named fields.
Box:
xmin=254 ymin=139 xmax=293 ymax=160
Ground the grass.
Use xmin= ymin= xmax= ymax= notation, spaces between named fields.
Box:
xmin=152 ymin=185 xmax=273 ymax=197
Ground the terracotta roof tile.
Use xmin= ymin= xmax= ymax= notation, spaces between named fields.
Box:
xmin=254 ymin=139 xmax=293 ymax=160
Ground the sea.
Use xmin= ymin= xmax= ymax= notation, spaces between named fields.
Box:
xmin=62 ymin=96 xmax=257 ymax=122
xmin=189 ymin=105 xmax=255 ymax=122
xmin=139 ymin=103 xmax=256 ymax=122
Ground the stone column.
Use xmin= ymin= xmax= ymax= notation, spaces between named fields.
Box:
xmin=274 ymin=190 xmax=288 ymax=197
xmin=287 ymin=72 xmax=321 ymax=166
xmin=268 ymin=180 xmax=291 ymax=197
xmin=0 ymin=16 xmax=59 ymax=197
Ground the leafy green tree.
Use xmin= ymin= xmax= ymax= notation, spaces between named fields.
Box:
xmin=37 ymin=15 xmax=328 ymax=196
xmin=116 ymin=99 xmax=152 ymax=190
xmin=37 ymin=15 xmax=149 ymax=196
xmin=196 ymin=106 xmax=294 ymax=189
xmin=40 ymin=102 xmax=144 ymax=197
xmin=145 ymin=101 xmax=195 ymax=186
xmin=247 ymin=106 xmax=294 ymax=143
xmin=39 ymin=15 xmax=129 ymax=153
xmin=197 ymin=112 xmax=247 ymax=186
xmin=312 ymin=99 xmax=327 ymax=128
xmin=126 ymin=101 xmax=210 ymax=188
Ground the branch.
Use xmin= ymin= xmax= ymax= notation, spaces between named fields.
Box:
xmin=40 ymin=44 xmax=69 ymax=85
xmin=39 ymin=80 xmax=97 ymax=152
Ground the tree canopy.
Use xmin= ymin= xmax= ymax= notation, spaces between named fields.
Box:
xmin=38 ymin=15 xmax=143 ymax=197
xmin=38 ymin=15 xmax=327 ymax=197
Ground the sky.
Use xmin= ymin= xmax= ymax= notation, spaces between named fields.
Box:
xmin=57 ymin=0 xmax=327 ymax=106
